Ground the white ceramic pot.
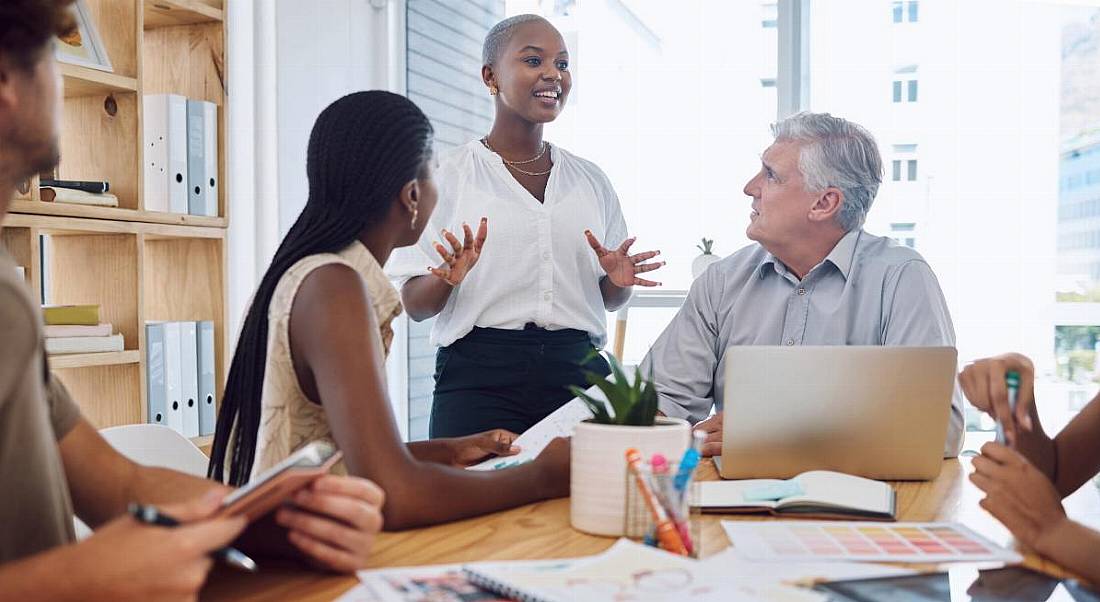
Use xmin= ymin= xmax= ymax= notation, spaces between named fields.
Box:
xmin=691 ymin=253 xmax=721 ymax=279
xmin=570 ymin=417 xmax=691 ymax=536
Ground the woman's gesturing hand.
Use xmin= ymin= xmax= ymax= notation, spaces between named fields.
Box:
xmin=584 ymin=230 xmax=665 ymax=287
xmin=428 ymin=218 xmax=488 ymax=286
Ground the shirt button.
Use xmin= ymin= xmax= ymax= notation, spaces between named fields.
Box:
xmin=786 ymin=339 xmax=795 ymax=346
xmin=797 ymin=288 xmax=806 ymax=296
xmin=543 ymin=292 xmax=551 ymax=301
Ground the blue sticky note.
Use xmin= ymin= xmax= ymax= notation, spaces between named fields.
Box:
xmin=743 ymin=480 xmax=804 ymax=502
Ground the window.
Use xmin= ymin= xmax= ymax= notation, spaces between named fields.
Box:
xmin=893 ymin=66 xmax=918 ymax=104
xmin=893 ymin=1 xmax=918 ymax=23
xmin=812 ymin=2 xmax=1100 ymax=445
xmin=890 ymin=223 xmax=917 ymax=249
xmin=892 ymin=144 xmax=918 ymax=182
xmin=762 ymin=2 xmax=777 ymax=28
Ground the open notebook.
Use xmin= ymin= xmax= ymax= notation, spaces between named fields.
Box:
xmin=692 ymin=470 xmax=895 ymax=520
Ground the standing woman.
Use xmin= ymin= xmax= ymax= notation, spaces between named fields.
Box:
xmin=391 ymin=15 xmax=664 ymax=438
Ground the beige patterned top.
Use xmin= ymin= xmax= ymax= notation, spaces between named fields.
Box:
xmin=246 ymin=240 xmax=402 ymax=480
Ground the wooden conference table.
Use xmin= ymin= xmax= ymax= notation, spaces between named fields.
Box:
xmin=202 ymin=458 xmax=1100 ymax=601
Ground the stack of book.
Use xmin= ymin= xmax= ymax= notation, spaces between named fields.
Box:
xmin=43 ymin=305 xmax=123 ymax=354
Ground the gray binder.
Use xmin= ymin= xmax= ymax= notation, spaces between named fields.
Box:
xmin=197 ymin=320 xmax=217 ymax=435
xmin=145 ymin=323 xmax=167 ymax=426
xmin=186 ymin=99 xmax=206 ymax=215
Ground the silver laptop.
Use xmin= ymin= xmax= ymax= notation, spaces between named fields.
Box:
xmin=718 ymin=346 xmax=957 ymax=481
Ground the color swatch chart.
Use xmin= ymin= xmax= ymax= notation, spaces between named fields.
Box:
xmin=721 ymin=521 xmax=1022 ymax=563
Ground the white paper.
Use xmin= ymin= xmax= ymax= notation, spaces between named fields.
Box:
xmin=467 ymin=395 xmax=595 ymax=471
xmin=699 ymin=546 xmax=915 ymax=587
xmin=721 ymin=521 xmax=1022 ymax=564
xmin=464 ymin=539 xmax=825 ymax=602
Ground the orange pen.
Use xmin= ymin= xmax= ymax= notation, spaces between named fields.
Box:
xmin=625 ymin=448 xmax=688 ymax=555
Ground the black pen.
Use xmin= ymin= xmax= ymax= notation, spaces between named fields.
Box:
xmin=128 ymin=503 xmax=258 ymax=572
xmin=39 ymin=179 xmax=110 ymax=194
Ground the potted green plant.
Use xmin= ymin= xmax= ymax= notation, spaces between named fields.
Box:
xmin=568 ymin=355 xmax=690 ymax=536
xmin=692 ymin=237 xmax=720 ymax=279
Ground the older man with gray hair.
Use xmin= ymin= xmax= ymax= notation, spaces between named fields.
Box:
xmin=641 ymin=111 xmax=964 ymax=458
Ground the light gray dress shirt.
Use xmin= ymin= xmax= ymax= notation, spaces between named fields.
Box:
xmin=641 ymin=229 xmax=964 ymax=457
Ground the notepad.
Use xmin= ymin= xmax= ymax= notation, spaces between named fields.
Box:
xmin=693 ymin=470 xmax=896 ymax=520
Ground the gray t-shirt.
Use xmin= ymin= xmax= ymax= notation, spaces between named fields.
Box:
xmin=641 ymin=229 xmax=965 ymax=457
xmin=0 ymin=248 xmax=81 ymax=563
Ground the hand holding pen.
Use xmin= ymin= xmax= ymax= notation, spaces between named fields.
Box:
xmin=959 ymin=353 xmax=1036 ymax=447
xmin=61 ymin=490 xmax=246 ymax=602
xmin=129 ymin=503 xmax=257 ymax=572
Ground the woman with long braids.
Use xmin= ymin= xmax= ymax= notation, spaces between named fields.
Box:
xmin=209 ymin=91 xmax=569 ymax=530
xmin=390 ymin=15 xmax=665 ymax=438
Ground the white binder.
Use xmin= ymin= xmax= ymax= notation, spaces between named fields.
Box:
xmin=197 ymin=320 xmax=217 ymax=436
xmin=162 ymin=321 xmax=184 ymax=434
xmin=179 ymin=321 xmax=200 ymax=438
xmin=186 ymin=100 xmax=206 ymax=215
xmin=202 ymin=101 xmax=219 ymax=217
xmin=143 ymin=94 xmax=188 ymax=213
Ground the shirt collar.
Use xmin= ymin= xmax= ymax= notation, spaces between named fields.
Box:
xmin=341 ymin=240 xmax=402 ymax=317
xmin=756 ymin=229 xmax=863 ymax=282
xmin=822 ymin=228 xmax=862 ymax=281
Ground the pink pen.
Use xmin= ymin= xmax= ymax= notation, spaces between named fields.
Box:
xmin=651 ymin=453 xmax=694 ymax=556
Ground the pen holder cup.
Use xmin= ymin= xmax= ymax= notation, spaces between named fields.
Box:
xmin=623 ymin=457 xmax=701 ymax=558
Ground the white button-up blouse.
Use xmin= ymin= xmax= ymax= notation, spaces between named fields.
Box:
xmin=387 ymin=140 xmax=629 ymax=348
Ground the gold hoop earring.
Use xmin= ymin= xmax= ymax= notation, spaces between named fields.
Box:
xmin=410 ymin=207 xmax=419 ymax=230
xmin=489 ymin=84 xmax=498 ymax=96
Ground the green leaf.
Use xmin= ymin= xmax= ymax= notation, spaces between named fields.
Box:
xmin=569 ymin=386 xmax=613 ymax=424
xmin=607 ymin=354 xmax=634 ymax=401
xmin=586 ymin=372 xmax=628 ymax=423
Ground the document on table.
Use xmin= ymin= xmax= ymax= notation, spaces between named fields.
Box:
xmin=721 ymin=521 xmax=1022 ymax=564
xmin=467 ymin=389 xmax=603 ymax=471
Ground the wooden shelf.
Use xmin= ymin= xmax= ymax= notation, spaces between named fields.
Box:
xmin=60 ymin=63 xmax=138 ymax=98
xmin=7 ymin=200 xmax=225 ymax=229
xmin=144 ymin=0 xmax=223 ymax=28
xmin=49 ymin=350 xmax=141 ymax=370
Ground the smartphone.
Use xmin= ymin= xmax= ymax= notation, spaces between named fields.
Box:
xmin=218 ymin=440 xmax=343 ymax=521
xmin=815 ymin=566 xmax=1100 ymax=602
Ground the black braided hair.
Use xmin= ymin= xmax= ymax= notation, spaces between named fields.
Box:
xmin=208 ymin=91 xmax=433 ymax=485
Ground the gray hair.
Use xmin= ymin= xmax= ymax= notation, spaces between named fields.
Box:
xmin=771 ymin=112 xmax=884 ymax=232
xmin=482 ymin=14 xmax=551 ymax=66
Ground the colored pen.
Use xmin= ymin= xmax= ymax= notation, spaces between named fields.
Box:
xmin=651 ymin=454 xmax=694 ymax=555
xmin=673 ymin=430 xmax=706 ymax=501
xmin=995 ymin=371 xmax=1021 ymax=445
xmin=128 ymin=503 xmax=258 ymax=572
xmin=625 ymin=449 xmax=687 ymax=555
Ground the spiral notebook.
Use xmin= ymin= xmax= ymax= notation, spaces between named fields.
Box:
xmin=461 ymin=539 xmax=823 ymax=602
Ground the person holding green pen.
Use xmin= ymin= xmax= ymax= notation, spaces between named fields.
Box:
xmin=959 ymin=353 xmax=1100 ymax=585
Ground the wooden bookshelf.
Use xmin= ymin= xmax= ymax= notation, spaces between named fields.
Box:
xmin=3 ymin=0 xmax=228 ymax=434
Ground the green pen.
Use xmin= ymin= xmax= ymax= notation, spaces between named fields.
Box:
xmin=995 ymin=371 xmax=1020 ymax=445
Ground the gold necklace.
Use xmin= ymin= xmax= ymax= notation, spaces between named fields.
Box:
xmin=482 ymin=138 xmax=553 ymax=177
